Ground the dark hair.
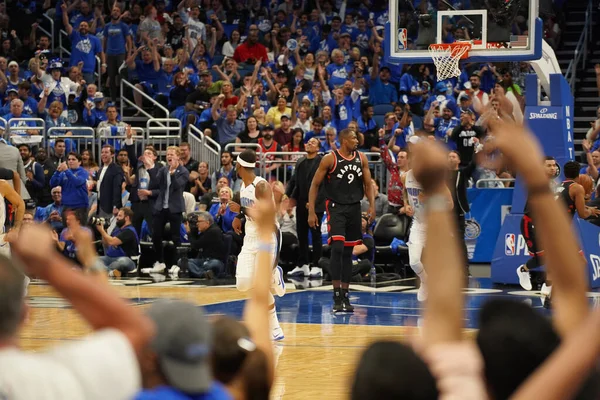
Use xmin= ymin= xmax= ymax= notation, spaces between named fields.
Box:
xmin=563 ymin=160 xmax=581 ymax=179
xmin=312 ymin=117 xmax=324 ymax=126
xmin=17 ymin=144 xmax=30 ymax=151
xmin=180 ymin=142 xmax=191 ymax=150
xmin=477 ymin=299 xmax=560 ymax=399
xmin=339 ymin=128 xmax=355 ymax=141
xmin=55 ymin=138 xmax=65 ymax=145
xmin=0 ymin=255 xmax=26 ymax=339
xmin=544 ymin=156 xmax=556 ymax=161
xmin=67 ymin=151 xmax=82 ymax=162
xmin=120 ymin=206 xmax=134 ymax=220
xmin=449 ymin=150 xmax=461 ymax=160
xmin=238 ymin=149 xmax=256 ymax=167
xmin=102 ymin=144 xmax=115 ymax=155
xmin=352 ymin=341 xmax=438 ymax=400
xmin=211 ymin=317 xmax=270 ymax=400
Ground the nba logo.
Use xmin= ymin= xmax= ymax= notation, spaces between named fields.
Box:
xmin=397 ymin=28 xmax=407 ymax=51
xmin=505 ymin=234 xmax=515 ymax=256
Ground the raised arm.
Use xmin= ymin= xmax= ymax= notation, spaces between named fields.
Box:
xmin=61 ymin=3 xmax=73 ymax=35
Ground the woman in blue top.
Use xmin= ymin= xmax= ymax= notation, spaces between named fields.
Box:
xmin=50 ymin=152 xmax=90 ymax=220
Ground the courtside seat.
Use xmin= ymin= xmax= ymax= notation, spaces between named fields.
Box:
xmin=373 ymin=213 xmax=410 ymax=270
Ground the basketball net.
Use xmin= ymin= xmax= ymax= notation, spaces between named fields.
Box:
xmin=429 ymin=43 xmax=471 ymax=81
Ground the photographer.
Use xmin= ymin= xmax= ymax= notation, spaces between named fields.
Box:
xmin=97 ymin=207 xmax=140 ymax=277
xmin=176 ymin=211 xmax=225 ymax=279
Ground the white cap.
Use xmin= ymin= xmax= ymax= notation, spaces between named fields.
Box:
xmin=408 ymin=135 xmax=421 ymax=145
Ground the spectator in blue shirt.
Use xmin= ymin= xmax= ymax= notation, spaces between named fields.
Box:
xmin=83 ymin=92 xmax=108 ymax=127
xmin=62 ymin=3 xmax=106 ymax=84
xmin=126 ymin=41 xmax=161 ymax=113
xmin=34 ymin=186 xmax=64 ymax=232
xmin=303 ymin=117 xmax=326 ymax=143
xmin=400 ymin=65 xmax=426 ymax=116
xmin=424 ymin=100 xmax=460 ymax=149
xmin=209 ymin=186 xmax=237 ymax=233
xmin=103 ymin=5 xmax=133 ymax=103
xmin=369 ymin=51 xmax=398 ymax=106
xmin=50 ymin=151 xmax=89 ymax=215
xmin=326 ymin=49 xmax=352 ymax=89
xmin=322 ymin=127 xmax=340 ymax=152
xmin=17 ymin=81 xmax=38 ymax=116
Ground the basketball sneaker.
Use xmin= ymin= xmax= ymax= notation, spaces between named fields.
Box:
xmin=309 ymin=266 xmax=323 ymax=278
xmin=108 ymin=270 xmax=121 ymax=278
xmin=169 ymin=265 xmax=180 ymax=278
xmin=272 ymin=266 xmax=286 ymax=297
xmin=516 ymin=265 xmax=532 ymax=290
xmin=333 ymin=289 xmax=344 ymax=312
xmin=288 ymin=264 xmax=309 ymax=276
xmin=341 ymin=289 xmax=354 ymax=312
xmin=23 ymin=276 xmax=30 ymax=297
xmin=141 ymin=262 xmax=166 ymax=274
xmin=540 ymin=283 xmax=552 ymax=308
xmin=270 ymin=308 xmax=284 ymax=341
xmin=417 ymin=282 xmax=428 ymax=302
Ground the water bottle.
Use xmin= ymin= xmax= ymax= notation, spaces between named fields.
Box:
xmin=370 ymin=265 xmax=376 ymax=287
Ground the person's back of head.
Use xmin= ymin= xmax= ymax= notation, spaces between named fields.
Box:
xmin=477 ymin=299 xmax=560 ymax=399
xmin=211 ymin=316 xmax=270 ymax=400
xmin=143 ymin=300 xmax=213 ymax=394
xmin=477 ymin=299 xmax=600 ymax=399
xmin=0 ymin=254 xmax=26 ymax=341
xmin=351 ymin=341 xmax=438 ymax=400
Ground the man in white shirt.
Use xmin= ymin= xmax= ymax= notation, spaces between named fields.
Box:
xmin=0 ymin=223 xmax=154 ymax=400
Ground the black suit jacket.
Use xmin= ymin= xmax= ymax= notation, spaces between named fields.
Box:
xmin=94 ymin=163 xmax=124 ymax=215
xmin=149 ymin=165 xmax=190 ymax=214
xmin=286 ymin=155 xmax=326 ymax=213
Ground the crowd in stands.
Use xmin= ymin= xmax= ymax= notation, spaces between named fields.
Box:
xmin=0 ymin=0 xmax=569 ymax=280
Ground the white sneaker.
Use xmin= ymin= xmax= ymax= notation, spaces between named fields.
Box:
xmin=309 ymin=267 xmax=323 ymax=278
xmin=516 ymin=265 xmax=532 ymax=290
xmin=309 ymin=279 xmax=323 ymax=288
xmin=540 ymin=283 xmax=552 ymax=307
xmin=169 ymin=266 xmax=180 ymax=278
xmin=288 ymin=264 xmax=309 ymax=276
xmin=272 ymin=325 xmax=285 ymax=341
xmin=272 ymin=266 xmax=286 ymax=297
xmin=417 ymin=282 xmax=428 ymax=302
xmin=149 ymin=273 xmax=166 ymax=282
xmin=141 ymin=262 xmax=167 ymax=274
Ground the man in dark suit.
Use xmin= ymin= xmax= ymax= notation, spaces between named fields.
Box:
xmin=94 ymin=144 xmax=124 ymax=219
xmin=148 ymin=146 xmax=190 ymax=271
xmin=286 ymin=137 xmax=326 ymax=277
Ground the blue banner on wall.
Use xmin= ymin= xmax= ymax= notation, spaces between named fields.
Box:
xmin=465 ymin=188 xmax=513 ymax=263
xmin=491 ymin=215 xmax=600 ymax=289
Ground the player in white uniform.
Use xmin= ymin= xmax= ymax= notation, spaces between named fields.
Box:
xmin=232 ymin=150 xmax=286 ymax=341
xmin=401 ymin=170 xmax=429 ymax=301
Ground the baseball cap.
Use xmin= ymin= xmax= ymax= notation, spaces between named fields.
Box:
xmin=93 ymin=92 xmax=105 ymax=102
xmin=263 ymin=123 xmax=275 ymax=131
xmin=146 ymin=300 xmax=212 ymax=393
xmin=339 ymin=32 xmax=351 ymax=38
xmin=435 ymin=82 xmax=447 ymax=92
xmin=6 ymin=88 xmax=17 ymax=95
xmin=458 ymin=94 xmax=469 ymax=101
xmin=280 ymin=114 xmax=290 ymax=120
xmin=380 ymin=66 xmax=391 ymax=72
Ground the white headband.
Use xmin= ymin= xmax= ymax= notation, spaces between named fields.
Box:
xmin=236 ymin=156 xmax=255 ymax=168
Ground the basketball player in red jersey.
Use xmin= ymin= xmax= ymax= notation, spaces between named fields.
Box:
xmin=308 ymin=129 xmax=375 ymax=312
xmin=518 ymin=160 xmax=600 ymax=307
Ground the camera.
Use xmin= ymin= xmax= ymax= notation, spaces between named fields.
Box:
xmin=89 ymin=216 xmax=108 ymax=227
xmin=419 ymin=14 xmax=432 ymax=28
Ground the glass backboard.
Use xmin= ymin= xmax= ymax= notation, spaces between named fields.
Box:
xmin=385 ymin=0 xmax=542 ymax=64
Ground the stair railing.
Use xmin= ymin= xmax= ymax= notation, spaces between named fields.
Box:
xmin=565 ymin=0 xmax=593 ymax=91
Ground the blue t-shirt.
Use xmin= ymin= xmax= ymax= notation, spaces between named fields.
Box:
xmin=434 ymin=116 xmax=460 ymax=149
xmin=399 ymin=73 xmax=423 ymax=105
xmin=134 ymin=383 xmax=232 ymax=400
xmin=69 ymin=31 xmax=103 ymax=73
xmin=134 ymin=60 xmax=162 ymax=86
xmin=103 ymin=22 xmax=131 ymax=55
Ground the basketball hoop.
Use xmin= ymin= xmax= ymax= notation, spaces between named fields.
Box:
xmin=429 ymin=42 xmax=471 ymax=81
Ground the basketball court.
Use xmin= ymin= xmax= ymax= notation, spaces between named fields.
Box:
xmin=18 ymin=0 xmax=595 ymax=398
xmin=20 ymin=276 xmax=600 ymax=399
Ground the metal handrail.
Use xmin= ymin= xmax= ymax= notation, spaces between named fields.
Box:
xmin=97 ymin=129 xmax=145 ymax=157
xmin=95 ymin=55 xmax=102 ymax=89
xmin=46 ymin=127 xmax=96 ymax=154
xmin=565 ymin=0 xmax=593 ymax=91
xmin=146 ymin=118 xmax=180 ymax=137
xmin=224 ymin=142 xmax=262 ymax=156
xmin=5 ymin=117 xmax=46 ymax=145
xmin=475 ymin=178 xmax=516 ymax=188
xmin=41 ymin=13 xmax=55 ymax=53
xmin=120 ymin=79 xmax=169 ymax=121
xmin=59 ymin=29 xmax=70 ymax=58
xmin=189 ymin=124 xmax=221 ymax=171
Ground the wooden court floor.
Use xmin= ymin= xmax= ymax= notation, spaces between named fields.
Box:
xmin=20 ymin=277 xmax=576 ymax=399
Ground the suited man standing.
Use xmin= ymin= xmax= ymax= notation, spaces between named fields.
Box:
xmin=94 ymin=144 xmax=124 ymax=219
xmin=286 ymin=137 xmax=326 ymax=278
xmin=149 ymin=146 xmax=189 ymax=271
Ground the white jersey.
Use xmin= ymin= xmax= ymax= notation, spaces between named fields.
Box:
xmin=405 ymin=170 xmax=425 ymax=226
xmin=240 ymin=176 xmax=278 ymax=236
